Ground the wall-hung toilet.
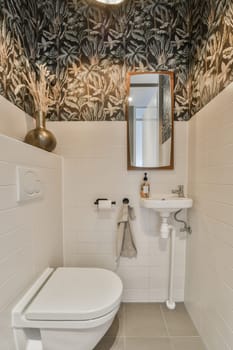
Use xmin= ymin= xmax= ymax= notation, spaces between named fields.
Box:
xmin=12 ymin=267 xmax=123 ymax=350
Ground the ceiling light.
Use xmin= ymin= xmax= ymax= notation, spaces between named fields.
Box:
xmin=95 ymin=0 xmax=125 ymax=4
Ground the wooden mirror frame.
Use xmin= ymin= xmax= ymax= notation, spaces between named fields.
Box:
xmin=126 ymin=71 xmax=174 ymax=170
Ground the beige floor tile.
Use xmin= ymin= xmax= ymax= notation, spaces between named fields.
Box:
xmin=125 ymin=303 xmax=167 ymax=337
xmin=171 ymin=337 xmax=206 ymax=350
xmin=126 ymin=337 xmax=172 ymax=350
xmin=161 ymin=303 xmax=198 ymax=336
xmin=95 ymin=303 xmax=205 ymax=350
xmin=94 ymin=336 xmax=125 ymax=350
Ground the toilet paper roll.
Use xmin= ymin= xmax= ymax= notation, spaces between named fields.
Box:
xmin=98 ymin=200 xmax=112 ymax=210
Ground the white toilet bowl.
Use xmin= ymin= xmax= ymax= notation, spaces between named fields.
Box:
xmin=12 ymin=267 xmax=123 ymax=350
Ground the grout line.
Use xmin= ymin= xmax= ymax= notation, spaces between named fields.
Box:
xmin=160 ymin=303 xmax=170 ymax=337
xmin=103 ymin=335 xmax=200 ymax=340
xmin=114 ymin=335 xmax=202 ymax=339
xmin=169 ymin=335 xmax=202 ymax=338
xmin=122 ymin=302 xmax=126 ymax=349
xmin=170 ymin=338 xmax=176 ymax=350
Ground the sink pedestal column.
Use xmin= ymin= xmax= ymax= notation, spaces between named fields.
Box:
xmin=159 ymin=213 xmax=176 ymax=310
xmin=165 ymin=225 xmax=176 ymax=310
xmin=140 ymin=196 xmax=193 ymax=310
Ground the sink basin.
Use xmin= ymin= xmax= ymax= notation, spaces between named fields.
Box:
xmin=141 ymin=195 xmax=193 ymax=214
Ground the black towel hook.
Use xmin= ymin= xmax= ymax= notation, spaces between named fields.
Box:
xmin=123 ymin=198 xmax=129 ymax=204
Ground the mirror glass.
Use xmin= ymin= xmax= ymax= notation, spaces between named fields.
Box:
xmin=126 ymin=72 xmax=174 ymax=169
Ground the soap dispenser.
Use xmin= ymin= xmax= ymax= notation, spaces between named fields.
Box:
xmin=140 ymin=172 xmax=150 ymax=198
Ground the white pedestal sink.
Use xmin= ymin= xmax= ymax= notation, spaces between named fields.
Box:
xmin=141 ymin=194 xmax=193 ymax=310
xmin=140 ymin=195 xmax=193 ymax=213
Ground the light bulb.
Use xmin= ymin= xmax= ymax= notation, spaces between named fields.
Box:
xmin=95 ymin=0 xmax=124 ymax=4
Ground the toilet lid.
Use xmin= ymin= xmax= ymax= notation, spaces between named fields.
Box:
xmin=25 ymin=268 xmax=123 ymax=321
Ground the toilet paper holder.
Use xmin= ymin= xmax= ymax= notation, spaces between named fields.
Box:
xmin=94 ymin=198 xmax=116 ymax=206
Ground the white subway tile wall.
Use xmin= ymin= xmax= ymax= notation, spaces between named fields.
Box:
xmin=186 ymin=82 xmax=233 ymax=350
xmin=50 ymin=121 xmax=188 ymax=302
xmin=0 ymin=132 xmax=63 ymax=348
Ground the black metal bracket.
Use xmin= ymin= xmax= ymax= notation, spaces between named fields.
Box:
xmin=94 ymin=198 xmax=116 ymax=206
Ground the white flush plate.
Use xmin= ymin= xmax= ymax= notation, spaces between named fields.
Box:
xmin=16 ymin=166 xmax=43 ymax=202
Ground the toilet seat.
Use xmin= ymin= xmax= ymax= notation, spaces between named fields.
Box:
xmin=12 ymin=268 xmax=123 ymax=350
xmin=25 ymin=268 xmax=122 ymax=322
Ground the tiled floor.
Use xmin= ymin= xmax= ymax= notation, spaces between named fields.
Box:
xmin=94 ymin=303 xmax=206 ymax=350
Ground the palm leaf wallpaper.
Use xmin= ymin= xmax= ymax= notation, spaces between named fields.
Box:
xmin=190 ymin=0 xmax=233 ymax=116
xmin=0 ymin=0 xmax=233 ymax=121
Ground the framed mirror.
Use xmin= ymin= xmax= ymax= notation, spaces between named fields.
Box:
xmin=126 ymin=71 xmax=174 ymax=170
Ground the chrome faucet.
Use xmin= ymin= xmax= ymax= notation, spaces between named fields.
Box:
xmin=171 ymin=185 xmax=184 ymax=197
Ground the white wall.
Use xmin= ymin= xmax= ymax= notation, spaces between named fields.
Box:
xmin=0 ymin=100 xmax=63 ymax=350
xmin=186 ymin=83 xmax=233 ymax=350
xmin=0 ymin=96 xmax=34 ymax=141
xmin=51 ymin=121 xmax=188 ymax=302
